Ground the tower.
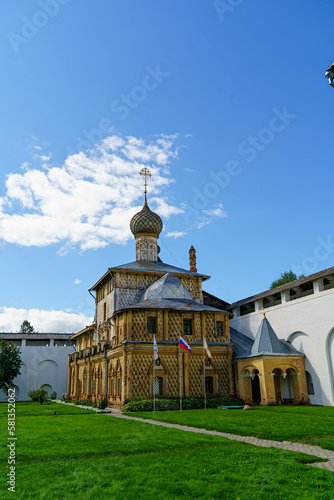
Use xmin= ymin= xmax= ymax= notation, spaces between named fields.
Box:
xmin=130 ymin=168 xmax=163 ymax=262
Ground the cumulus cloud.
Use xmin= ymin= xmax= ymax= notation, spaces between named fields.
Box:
xmin=166 ymin=231 xmax=186 ymax=238
xmin=0 ymin=307 xmax=93 ymax=333
xmin=0 ymin=134 xmax=183 ymax=252
xmin=74 ymin=279 xmax=81 ymax=285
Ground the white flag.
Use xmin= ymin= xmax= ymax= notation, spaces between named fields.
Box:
xmin=153 ymin=336 xmax=159 ymax=360
xmin=203 ymin=337 xmax=212 ymax=358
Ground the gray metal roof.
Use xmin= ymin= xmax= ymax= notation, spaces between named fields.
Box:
xmin=236 ymin=317 xmax=303 ymax=358
xmin=229 ymin=265 xmax=334 ymax=309
xmin=113 ymin=297 xmax=230 ymax=315
xmin=111 ymin=260 xmax=209 ymax=278
xmin=251 ymin=317 xmax=283 ymax=355
xmin=138 ymin=273 xmax=193 ymax=302
xmin=0 ymin=333 xmax=74 ymax=340
xmin=90 ymin=260 xmax=210 ymax=291
xmin=229 ymin=327 xmax=254 ymax=357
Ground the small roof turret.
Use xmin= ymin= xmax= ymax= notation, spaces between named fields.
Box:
xmin=250 ymin=315 xmax=284 ymax=356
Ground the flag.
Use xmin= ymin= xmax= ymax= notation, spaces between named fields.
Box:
xmin=153 ymin=336 xmax=159 ymax=360
xmin=203 ymin=337 xmax=212 ymax=358
xmin=179 ymin=336 xmax=191 ymax=353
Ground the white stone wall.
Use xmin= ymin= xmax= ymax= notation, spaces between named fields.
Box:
xmin=230 ymin=287 xmax=334 ymax=406
xmin=0 ymin=340 xmax=74 ymax=402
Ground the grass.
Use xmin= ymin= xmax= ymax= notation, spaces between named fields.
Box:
xmin=0 ymin=402 xmax=333 ymax=499
xmin=125 ymin=405 xmax=334 ymax=451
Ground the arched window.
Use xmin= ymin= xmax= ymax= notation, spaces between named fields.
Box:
xmin=306 ymin=371 xmax=315 ymax=395
xmin=153 ymin=377 xmax=163 ymax=396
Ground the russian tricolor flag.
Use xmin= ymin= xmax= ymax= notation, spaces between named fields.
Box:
xmin=179 ymin=336 xmax=192 ymax=353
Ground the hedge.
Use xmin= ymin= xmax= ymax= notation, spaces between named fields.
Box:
xmin=122 ymin=394 xmax=243 ymax=412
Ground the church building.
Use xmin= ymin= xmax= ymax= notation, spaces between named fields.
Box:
xmin=68 ymin=170 xmax=312 ymax=406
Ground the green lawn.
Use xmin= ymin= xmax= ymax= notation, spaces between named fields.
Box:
xmin=0 ymin=402 xmax=333 ymax=499
xmin=125 ymin=406 xmax=334 ymax=451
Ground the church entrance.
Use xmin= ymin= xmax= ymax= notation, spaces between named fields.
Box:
xmin=251 ymin=370 xmax=261 ymax=403
xmin=205 ymin=376 xmax=213 ymax=395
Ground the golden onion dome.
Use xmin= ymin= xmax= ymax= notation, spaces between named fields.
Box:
xmin=130 ymin=201 xmax=163 ymax=237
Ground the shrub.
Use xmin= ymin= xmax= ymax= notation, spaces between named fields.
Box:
xmin=50 ymin=391 xmax=57 ymax=400
xmin=28 ymin=387 xmax=49 ymax=405
xmin=62 ymin=393 xmax=72 ymax=403
xmin=122 ymin=394 xmax=243 ymax=413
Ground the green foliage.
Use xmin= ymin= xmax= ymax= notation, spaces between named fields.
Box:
xmin=19 ymin=320 xmax=36 ymax=334
xmin=28 ymin=387 xmax=49 ymax=404
xmin=122 ymin=394 xmax=243 ymax=413
xmin=62 ymin=393 xmax=72 ymax=403
xmin=0 ymin=338 xmax=22 ymax=394
xmin=270 ymin=270 xmax=305 ymax=289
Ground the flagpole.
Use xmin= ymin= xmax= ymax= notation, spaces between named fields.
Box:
xmin=153 ymin=357 xmax=156 ymax=413
xmin=179 ymin=339 xmax=182 ymax=411
xmin=153 ymin=335 xmax=157 ymax=413
xmin=203 ymin=337 xmax=207 ymax=410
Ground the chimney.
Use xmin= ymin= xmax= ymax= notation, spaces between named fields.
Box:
xmin=189 ymin=245 xmax=197 ymax=273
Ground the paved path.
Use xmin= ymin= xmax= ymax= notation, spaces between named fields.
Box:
xmin=108 ymin=408 xmax=334 ymax=471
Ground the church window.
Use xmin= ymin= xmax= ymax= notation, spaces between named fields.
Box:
xmin=183 ymin=319 xmax=192 ymax=335
xmin=153 ymin=376 xmax=163 ymax=396
xmin=103 ymin=303 xmax=107 ymax=322
xmin=216 ymin=321 xmax=223 ymax=336
xmin=147 ymin=317 xmax=156 ymax=334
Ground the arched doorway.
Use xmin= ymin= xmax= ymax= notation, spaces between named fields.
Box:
xmin=273 ymin=368 xmax=283 ymax=402
xmin=251 ymin=370 xmax=261 ymax=403
xmin=205 ymin=376 xmax=213 ymax=395
xmin=41 ymin=384 xmax=52 ymax=398
xmin=283 ymin=369 xmax=295 ymax=401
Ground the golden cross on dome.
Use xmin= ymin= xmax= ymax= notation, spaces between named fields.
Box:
xmin=260 ymin=307 xmax=266 ymax=319
xmin=139 ymin=167 xmax=152 ymax=203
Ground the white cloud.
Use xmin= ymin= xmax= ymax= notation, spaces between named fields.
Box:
xmin=0 ymin=307 xmax=93 ymax=333
xmin=74 ymin=279 xmax=81 ymax=285
xmin=33 ymin=145 xmax=42 ymax=150
xmin=40 ymin=155 xmax=51 ymax=162
xmin=166 ymin=231 xmax=186 ymax=238
xmin=0 ymin=134 xmax=183 ymax=252
xmin=203 ymin=206 xmax=228 ymax=218
xmin=184 ymin=167 xmax=197 ymax=174
xmin=197 ymin=204 xmax=228 ymax=229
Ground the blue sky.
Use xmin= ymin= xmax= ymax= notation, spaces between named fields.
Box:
xmin=0 ymin=1 xmax=333 ymax=331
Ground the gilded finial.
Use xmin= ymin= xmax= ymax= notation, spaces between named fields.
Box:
xmin=260 ymin=307 xmax=266 ymax=319
xmin=139 ymin=167 xmax=152 ymax=204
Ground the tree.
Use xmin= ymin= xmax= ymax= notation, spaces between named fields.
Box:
xmin=270 ymin=270 xmax=305 ymax=289
xmin=19 ymin=320 xmax=36 ymax=334
xmin=0 ymin=339 xmax=22 ymax=394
